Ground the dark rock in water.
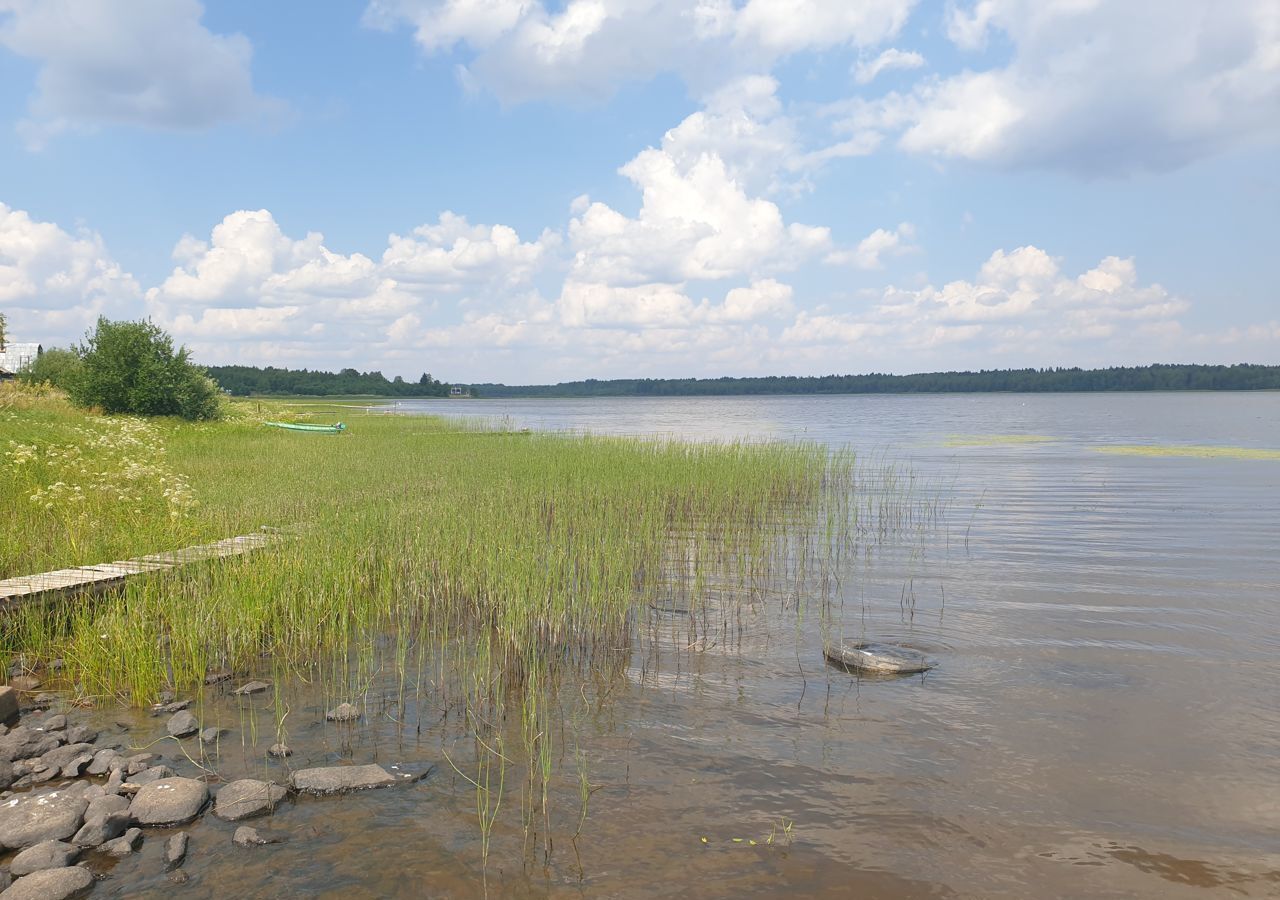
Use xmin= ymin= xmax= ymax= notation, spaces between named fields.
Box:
xmin=101 ymin=827 xmax=142 ymax=857
xmin=103 ymin=770 xmax=124 ymax=796
xmin=325 ymin=703 xmax=360 ymax=722
xmin=85 ymin=750 xmax=119 ymax=777
xmin=158 ymin=690 xmax=175 ymax=704
xmin=8 ymin=677 xmax=40 ymax=693
xmin=232 ymin=825 xmax=284 ymax=847
xmin=198 ymin=727 xmax=223 ymax=745
xmin=0 ymin=786 xmax=89 ymax=849
xmin=8 ymin=839 xmax=80 ymax=876
xmin=38 ymin=715 xmax=67 ymax=733
xmin=385 ymin=763 xmax=433 ymax=786
xmin=129 ymin=778 xmax=208 ymax=826
xmin=63 ymin=726 xmax=96 ymax=746
xmin=204 ymin=671 xmax=231 ymax=686
xmin=41 ymin=743 xmax=98 ymax=771
xmin=0 ymin=686 xmax=18 ymax=723
xmin=267 ymin=743 xmax=291 ymax=759
xmin=824 ymin=641 xmax=936 ymax=676
xmin=1 ymin=866 xmax=93 ymax=900
xmin=232 ymin=681 xmax=270 ymax=696
xmin=0 ymin=761 xmax=14 ymax=791
xmin=164 ymin=832 xmax=188 ymax=869
xmin=153 ymin=700 xmax=191 ymax=715
xmin=168 ymin=870 xmax=190 ymax=885
xmin=128 ymin=765 xmax=176 ymax=786
xmin=60 ymin=754 xmax=95 ymax=779
xmin=123 ymin=754 xmax=156 ymax=776
xmin=291 ymin=764 xmax=395 ymax=795
xmin=214 ymin=779 xmax=288 ymax=821
xmin=166 ymin=711 xmax=199 ymax=739
xmin=31 ymin=765 xmax=58 ymax=785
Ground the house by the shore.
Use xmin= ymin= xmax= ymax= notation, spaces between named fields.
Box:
xmin=0 ymin=342 xmax=41 ymax=379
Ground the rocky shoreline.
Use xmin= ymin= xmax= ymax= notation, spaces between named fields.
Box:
xmin=0 ymin=683 xmax=429 ymax=898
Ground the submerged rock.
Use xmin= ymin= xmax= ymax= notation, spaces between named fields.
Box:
xmin=291 ymin=765 xmax=395 ymax=795
xmin=232 ymin=825 xmax=283 ymax=847
xmin=166 ymin=711 xmax=198 ymax=738
xmin=214 ymin=779 xmax=288 ymax=821
xmin=130 ymin=778 xmax=208 ymax=826
xmin=0 ymin=786 xmax=89 ymax=849
xmin=198 ymin=727 xmax=223 ymax=745
xmin=8 ymin=840 xmax=80 ymax=876
xmin=267 ymin=743 xmax=291 ymax=759
xmin=204 ymin=671 xmax=231 ymax=685
xmin=824 ymin=641 xmax=936 ymax=676
xmin=325 ymin=703 xmax=360 ymax=722
xmin=0 ymin=866 xmax=93 ymax=900
xmin=232 ymin=681 xmax=270 ymax=696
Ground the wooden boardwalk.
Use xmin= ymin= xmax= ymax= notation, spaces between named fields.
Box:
xmin=0 ymin=531 xmax=280 ymax=611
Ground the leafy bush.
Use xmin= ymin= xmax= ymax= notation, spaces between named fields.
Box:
xmin=69 ymin=318 xmax=222 ymax=421
xmin=19 ymin=347 xmax=82 ymax=392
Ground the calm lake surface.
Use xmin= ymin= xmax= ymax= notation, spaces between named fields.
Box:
xmin=94 ymin=393 xmax=1280 ymax=898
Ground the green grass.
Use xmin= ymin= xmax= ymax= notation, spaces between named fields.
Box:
xmin=1093 ymin=443 xmax=1280 ymax=460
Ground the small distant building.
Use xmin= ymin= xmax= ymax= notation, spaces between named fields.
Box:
xmin=449 ymin=385 xmax=467 ymax=398
xmin=0 ymin=343 xmax=41 ymax=379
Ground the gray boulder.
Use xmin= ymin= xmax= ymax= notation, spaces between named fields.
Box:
xmin=0 ymin=866 xmax=93 ymax=900
xmin=38 ymin=744 xmax=94 ymax=773
xmin=0 ymin=787 xmax=89 ymax=849
xmin=166 ymin=711 xmax=198 ymax=738
xmin=85 ymin=750 xmax=118 ymax=776
xmin=213 ymin=780 xmax=287 ymax=821
xmin=290 ymin=764 xmax=395 ymax=795
xmin=64 ymin=726 xmax=96 ymax=746
xmin=129 ymin=778 xmax=208 ymax=826
xmin=37 ymin=715 xmax=66 ymax=732
xmin=8 ymin=840 xmax=80 ymax=876
xmin=0 ymin=728 xmax=62 ymax=763
xmin=198 ymin=727 xmax=223 ymax=745
xmin=129 ymin=765 xmax=177 ymax=786
xmin=71 ymin=795 xmax=130 ymax=848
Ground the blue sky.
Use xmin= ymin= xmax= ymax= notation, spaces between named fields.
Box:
xmin=1 ymin=0 xmax=1277 ymax=383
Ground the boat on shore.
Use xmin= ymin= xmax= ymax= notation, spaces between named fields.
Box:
xmin=264 ymin=421 xmax=347 ymax=434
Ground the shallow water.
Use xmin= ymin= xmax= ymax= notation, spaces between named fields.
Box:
xmin=68 ymin=393 xmax=1280 ymax=897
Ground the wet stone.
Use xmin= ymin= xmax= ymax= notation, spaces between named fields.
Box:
xmin=130 ymin=778 xmax=208 ymax=826
xmin=129 ymin=765 xmax=177 ymax=786
xmin=0 ymin=866 xmax=93 ymax=900
xmin=232 ymin=681 xmax=270 ymax=696
xmin=101 ymin=827 xmax=141 ymax=857
xmin=164 ymin=832 xmax=188 ymax=869
xmin=61 ymin=754 xmax=94 ymax=779
xmin=0 ymin=687 xmax=18 ymax=723
xmin=71 ymin=795 xmax=130 ymax=848
xmin=325 ymin=703 xmax=360 ymax=722
xmin=198 ymin=727 xmax=222 ymax=745
xmin=124 ymin=754 xmax=156 ymax=776
xmin=8 ymin=840 xmax=80 ymax=876
xmin=204 ymin=671 xmax=231 ymax=686
xmin=290 ymin=765 xmax=396 ymax=795
xmin=166 ymin=711 xmax=198 ymax=739
xmin=8 ymin=677 xmax=40 ymax=693
xmin=63 ymin=726 xmax=96 ymax=746
xmin=31 ymin=767 xmax=58 ymax=785
xmin=0 ymin=761 xmax=14 ymax=791
xmin=85 ymin=750 xmax=119 ymax=777
xmin=38 ymin=715 xmax=66 ymax=733
xmin=154 ymin=700 xmax=191 ymax=715
xmin=267 ymin=744 xmax=291 ymax=759
xmin=0 ymin=728 xmax=62 ymax=763
xmin=39 ymin=744 xmax=94 ymax=773
xmin=0 ymin=786 xmax=89 ymax=849
xmin=214 ymin=780 xmax=287 ymax=821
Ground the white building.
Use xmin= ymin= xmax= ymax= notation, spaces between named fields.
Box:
xmin=0 ymin=343 xmax=41 ymax=378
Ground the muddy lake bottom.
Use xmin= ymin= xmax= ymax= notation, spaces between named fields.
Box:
xmin=10 ymin=392 xmax=1280 ymax=898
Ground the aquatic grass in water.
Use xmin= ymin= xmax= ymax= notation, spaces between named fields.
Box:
xmin=1093 ymin=443 xmax=1280 ymax=460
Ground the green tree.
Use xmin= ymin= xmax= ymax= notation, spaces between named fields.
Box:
xmin=0 ymin=311 xmax=7 ymax=350
xmin=70 ymin=318 xmax=222 ymax=420
xmin=19 ymin=347 xmax=82 ymax=392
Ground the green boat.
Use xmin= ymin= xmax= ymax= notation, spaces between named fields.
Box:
xmin=264 ymin=421 xmax=347 ymax=434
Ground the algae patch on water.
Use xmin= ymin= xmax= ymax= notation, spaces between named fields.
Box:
xmin=1094 ymin=444 xmax=1280 ymax=460
xmin=944 ymin=434 xmax=1057 ymax=447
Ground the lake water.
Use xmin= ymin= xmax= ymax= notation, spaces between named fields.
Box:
xmin=391 ymin=392 xmax=1280 ymax=897
xmin=86 ymin=393 xmax=1280 ymax=898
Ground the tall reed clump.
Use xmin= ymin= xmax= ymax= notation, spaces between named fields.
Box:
xmin=1 ymin=391 xmax=936 ymax=864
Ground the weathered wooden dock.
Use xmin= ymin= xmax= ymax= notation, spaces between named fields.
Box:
xmin=0 ymin=531 xmax=280 ymax=611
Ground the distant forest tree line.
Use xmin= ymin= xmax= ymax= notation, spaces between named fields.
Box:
xmin=207 ymin=365 xmax=457 ymax=397
xmin=473 ymin=364 xmax=1280 ymax=398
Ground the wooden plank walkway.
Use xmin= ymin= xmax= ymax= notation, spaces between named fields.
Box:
xmin=0 ymin=531 xmax=280 ymax=610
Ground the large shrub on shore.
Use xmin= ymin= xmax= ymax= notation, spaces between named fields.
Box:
xmin=70 ymin=318 xmax=222 ymax=421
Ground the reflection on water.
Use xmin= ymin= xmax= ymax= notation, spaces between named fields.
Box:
xmin=80 ymin=393 xmax=1280 ymax=896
